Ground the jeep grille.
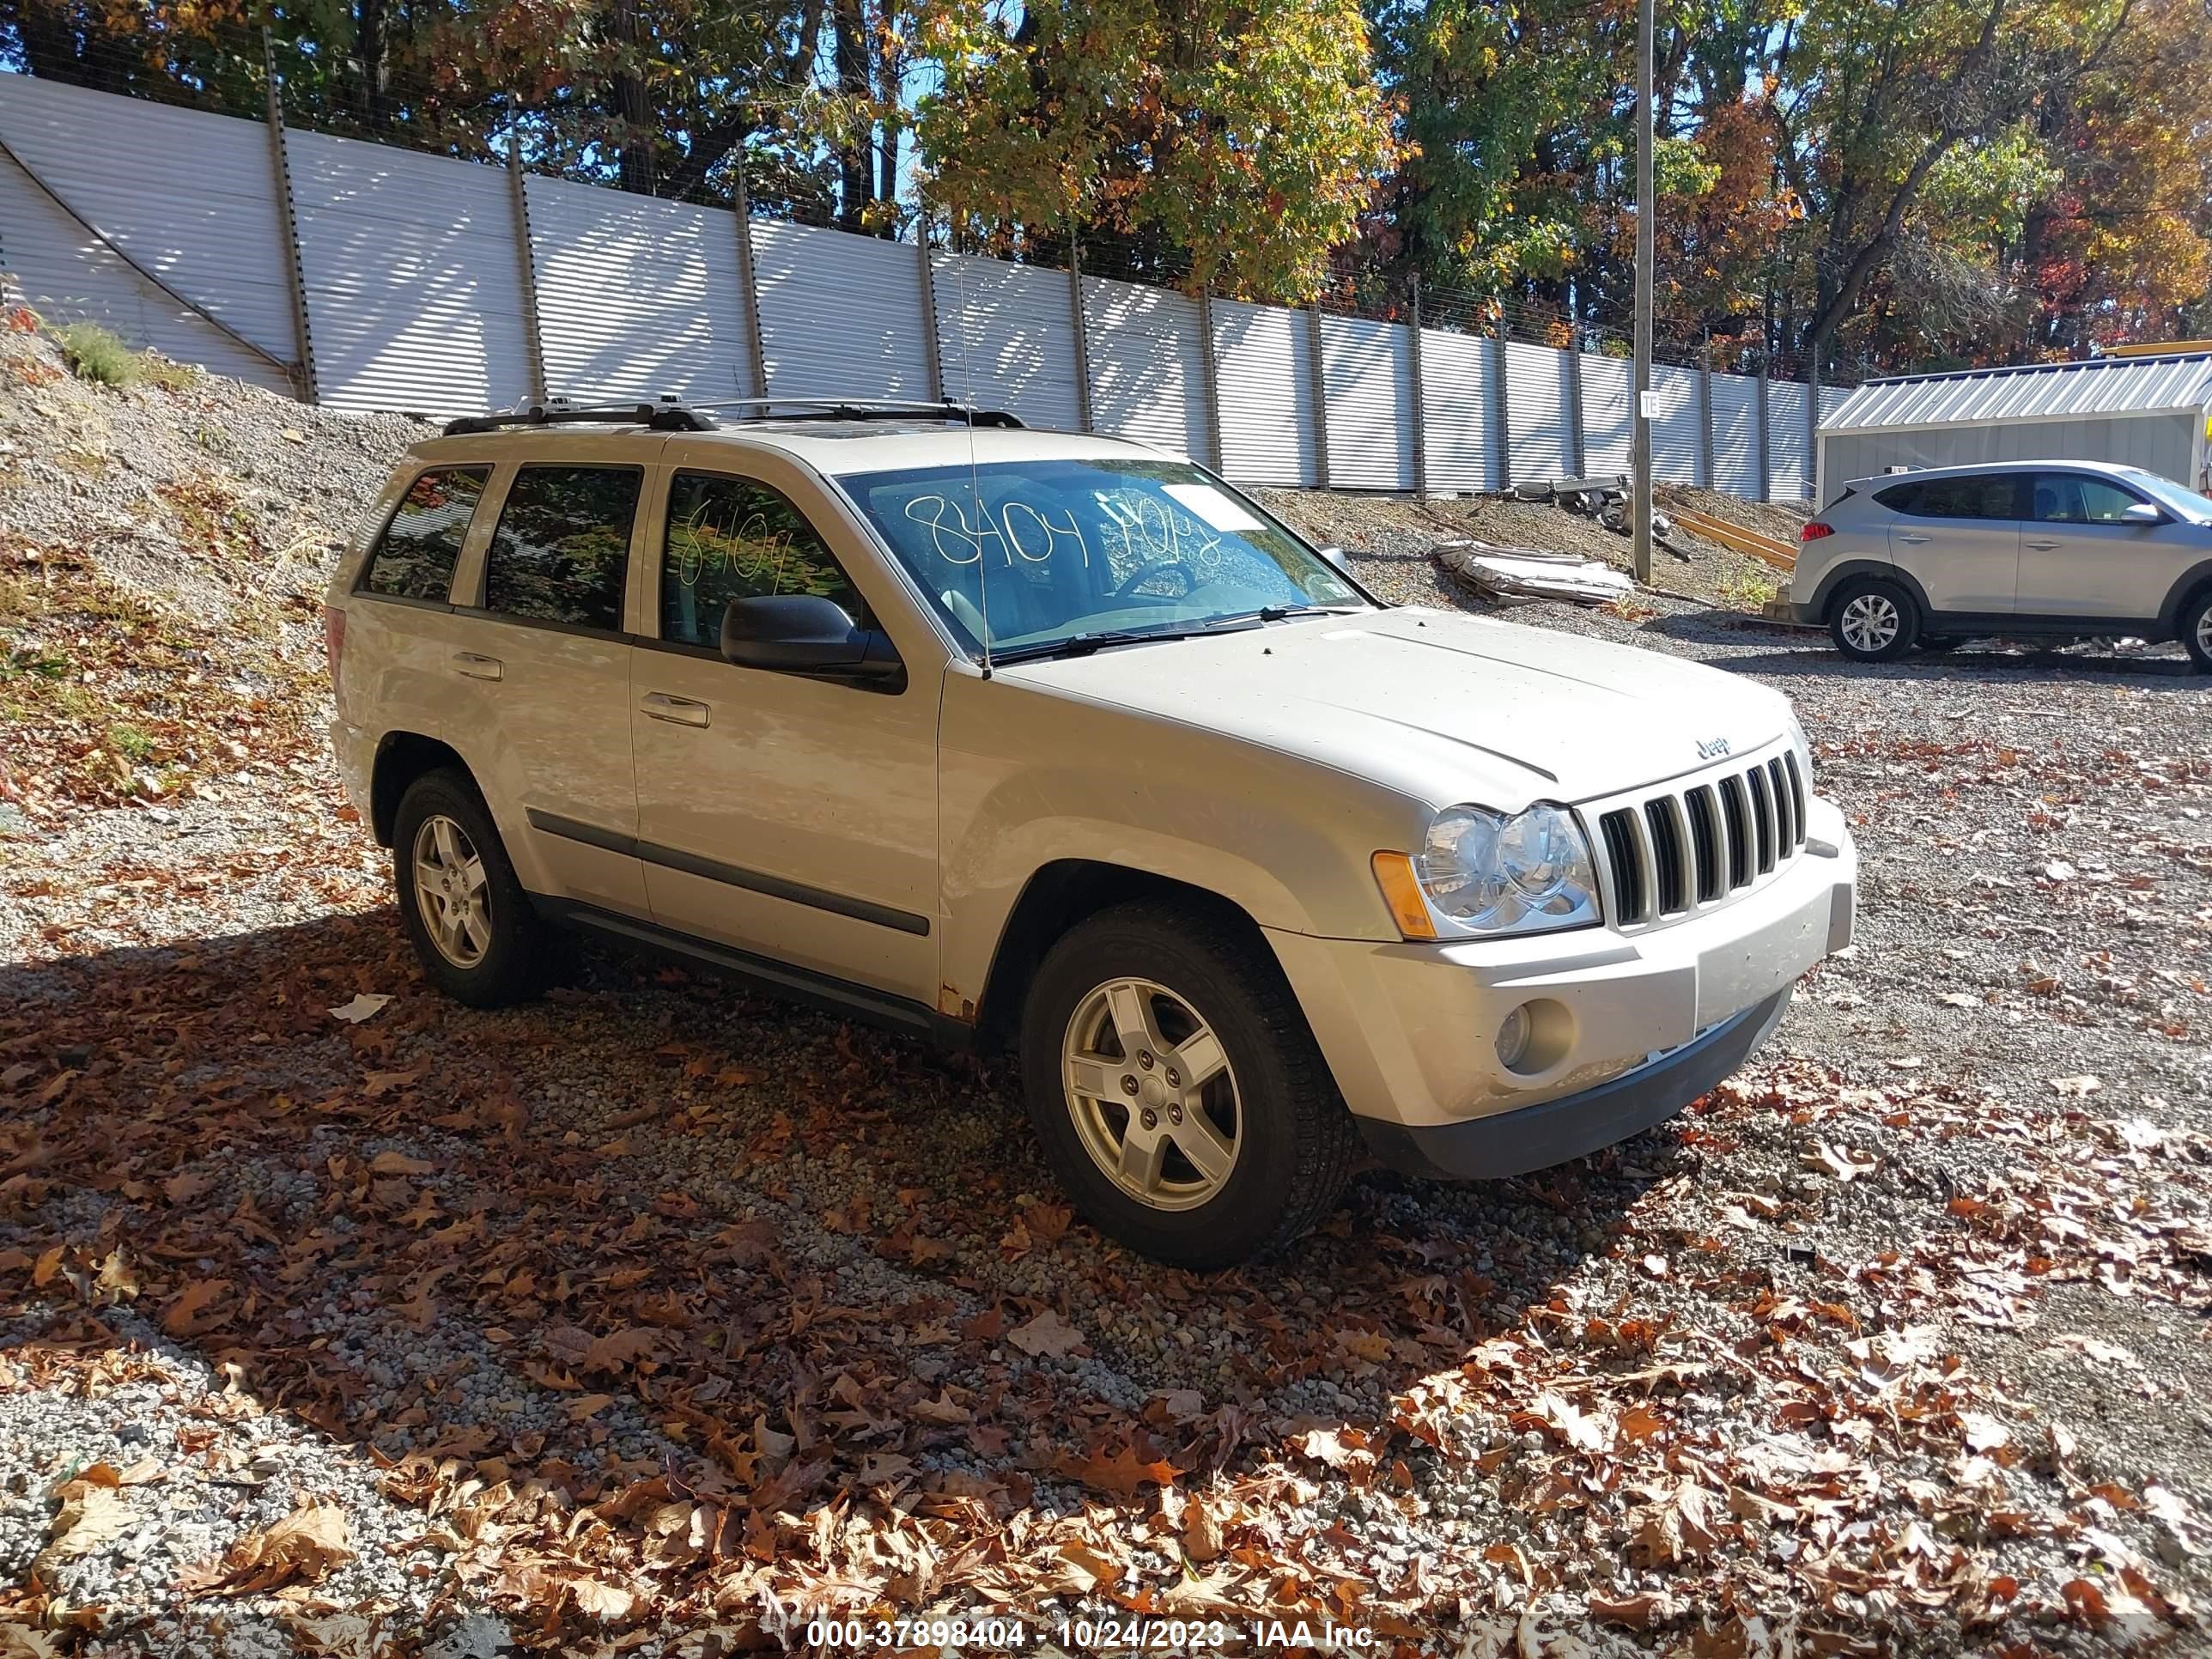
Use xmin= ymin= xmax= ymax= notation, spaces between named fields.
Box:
xmin=1589 ymin=747 xmax=1808 ymax=929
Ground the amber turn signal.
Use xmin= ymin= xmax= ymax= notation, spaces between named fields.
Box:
xmin=1370 ymin=851 xmax=1437 ymax=941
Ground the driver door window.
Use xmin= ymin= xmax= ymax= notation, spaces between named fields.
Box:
xmin=2030 ymin=473 xmax=2143 ymax=526
xmin=661 ymin=472 xmax=871 ymax=647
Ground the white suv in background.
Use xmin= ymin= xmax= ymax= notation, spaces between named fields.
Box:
xmin=325 ymin=398 xmax=1856 ymax=1267
xmin=1790 ymin=459 xmax=2212 ymax=666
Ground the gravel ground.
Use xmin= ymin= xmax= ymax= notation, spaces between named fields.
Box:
xmin=3 ymin=343 xmax=2210 ymax=1655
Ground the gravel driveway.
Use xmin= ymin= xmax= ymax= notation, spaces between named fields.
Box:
xmin=3 ymin=459 xmax=2209 ymax=1656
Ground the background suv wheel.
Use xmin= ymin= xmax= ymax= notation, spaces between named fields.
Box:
xmin=2182 ymin=588 xmax=2212 ymax=673
xmin=1828 ymin=576 xmax=1920 ymax=662
xmin=392 ymin=768 xmax=557 ymax=1006
xmin=1018 ymin=900 xmax=1359 ymax=1268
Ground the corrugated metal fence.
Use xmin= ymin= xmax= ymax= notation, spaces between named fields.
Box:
xmin=0 ymin=71 xmax=1831 ymax=503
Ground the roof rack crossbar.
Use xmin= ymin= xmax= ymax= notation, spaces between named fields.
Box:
xmin=442 ymin=403 xmax=716 ymax=437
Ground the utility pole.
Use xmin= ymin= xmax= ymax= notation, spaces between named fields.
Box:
xmin=1632 ymin=0 xmax=1656 ymax=584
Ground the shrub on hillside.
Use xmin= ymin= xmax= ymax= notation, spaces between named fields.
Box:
xmin=52 ymin=321 xmax=140 ymax=387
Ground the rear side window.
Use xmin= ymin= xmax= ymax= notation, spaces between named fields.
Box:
xmin=661 ymin=471 xmax=871 ymax=647
xmin=1887 ymin=475 xmax=2018 ymax=520
xmin=362 ymin=467 xmax=488 ymax=602
xmin=2031 ymin=473 xmax=2145 ymax=524
xmin=482 ymin=466 xmax=641 ymax=631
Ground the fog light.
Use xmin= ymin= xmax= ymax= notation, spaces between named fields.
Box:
xmin=1495 ymin=1003 xmax=1534 ymax=1071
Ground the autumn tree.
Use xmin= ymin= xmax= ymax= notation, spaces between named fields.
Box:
xmin=1771 ymin=0 xmax=2136 ymax=376
xmin=911 ymin=0 xmax=1396 ymax=298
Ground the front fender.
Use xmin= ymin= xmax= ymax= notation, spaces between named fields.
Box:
xmin=2158 ymin=559 xmax=2212 ymax=638
xmin=936 ymin=675 xmax=1422 ymax=1010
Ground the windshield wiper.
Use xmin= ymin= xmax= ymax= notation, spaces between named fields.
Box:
xmin=1200 ymin=604 xmax=1363 ymax=628
xmin=988 ymin=627 xmax=1226 ymax=665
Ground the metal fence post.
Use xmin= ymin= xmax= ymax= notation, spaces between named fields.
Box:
xmin=1491 ymin=307 xmax=1512 ymax=491
xmin=505 ymin=132 xmax=548 ymax=405
xmin=1565 ymin=337 xmax=1587 ymax=478
xmin=259 ymin=29 xmax=317 ymax=404
xmin=732 ymin=149 xmax=769 ymax=399
xmin=1809 ymin=362 xmax=1826 ymax=503
xmin=1406 ymin=276 xmax=1427 ymax=495
xmin=1698 ymin=332 xmax=1715 ymax=489
xmin=915 ymin=203 xmax=945 ymax=404
xmin=1756 ymin=349 xmax=1772 ymax=502
xmin=1306 ymin=303 xmax=1331 ymax=489
xmin=1196 ymin=284 xmax=1224 ymax=472
xmin=1068 ymin=225 xmax=1095 ymax=433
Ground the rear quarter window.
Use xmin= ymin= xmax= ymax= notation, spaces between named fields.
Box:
xmin=1882 ymin=475 xmax=2018 ymax=519
xmin=361 ymin=467 xmax=489 ymax=602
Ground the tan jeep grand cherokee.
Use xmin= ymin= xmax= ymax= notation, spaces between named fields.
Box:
xmin=325 ymin=398 xmax=1856 ymax=1267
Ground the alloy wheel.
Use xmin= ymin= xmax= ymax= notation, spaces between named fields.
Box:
xmin=411 ymin=813 xmax=491 ymax=968
xmin=1062 ymin=978 xmax=1242 ymax=1211
xmin=1839 ymin=592 xmax=1900 ymax=653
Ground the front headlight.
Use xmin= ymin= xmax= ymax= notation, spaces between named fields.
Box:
xmin=1410 ymin=802 xmax=1601 ymax=938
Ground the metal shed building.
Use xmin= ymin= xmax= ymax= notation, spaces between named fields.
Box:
xmin=1818 ymin=351 xmax=2212 ymax=504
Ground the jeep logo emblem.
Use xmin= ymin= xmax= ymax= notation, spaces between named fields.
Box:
xmin=1696 ymin=736 xmax=1732 ymax=759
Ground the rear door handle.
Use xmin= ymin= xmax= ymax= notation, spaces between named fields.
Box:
xmin=640 ymin=692 xmax=711 ymax=728
xmin=452 ymin=652 xmax=503 ymax=681
xmin=2024 ymin=538 xmax=2062 ymax=550
xmin=1894 ymin=532 xmax=1930 ymax=545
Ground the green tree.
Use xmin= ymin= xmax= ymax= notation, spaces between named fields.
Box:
xmin=912 ymin=0 xmax=1397 ymax=299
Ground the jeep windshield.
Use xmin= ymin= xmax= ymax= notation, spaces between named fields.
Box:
xmin=839 ymin=458 xmax=1372 ymax=660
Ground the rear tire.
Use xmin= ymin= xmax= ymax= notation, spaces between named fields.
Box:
xmin=392 ymin=769 xmax=556 ymax=1007
xmin=2181 ymin=589 xmax=2212 ymax=673
xmin=1828 ymin=576 xmax=1919 ymax=662
xmin=1018 ymin=901 xmax=1360 ymax=1269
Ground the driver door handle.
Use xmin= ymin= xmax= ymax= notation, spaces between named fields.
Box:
xmin=640 ymin=691 xmax=711 ymax=728
xmin=2024 ymin=538 xmax=2062 ymax=550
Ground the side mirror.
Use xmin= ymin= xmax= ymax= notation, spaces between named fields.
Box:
xmin=720 ymin=595 xmax=904 ymax=688
xmin=1316 ymin=544 xmax=1352 ymax=574
xmin=2121 ymin=501 xmax=2163 ymax=526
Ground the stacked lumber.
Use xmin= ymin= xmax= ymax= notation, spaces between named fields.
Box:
xmin=1668 ymin=506 xmax=1798 ymax=571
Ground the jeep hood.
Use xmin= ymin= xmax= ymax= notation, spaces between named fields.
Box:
xmin=997 ymin=607 xmax=1792 ymax=806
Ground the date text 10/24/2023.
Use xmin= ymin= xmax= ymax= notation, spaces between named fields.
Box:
xmin=805 ymin=1616 xmax=1381 ymax=1650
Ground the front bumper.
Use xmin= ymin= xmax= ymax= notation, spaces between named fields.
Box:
xmin=1356 ymin=988 xmax=1790 ymax=1178
xmin=1265 ymin=796 xmax=1855 ymax=1158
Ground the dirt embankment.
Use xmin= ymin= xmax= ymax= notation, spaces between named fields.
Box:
xmin=1260 ymin=483 xmax=1802 ymax=614
xmin=0 ymin=318 xmax=425 ymax=822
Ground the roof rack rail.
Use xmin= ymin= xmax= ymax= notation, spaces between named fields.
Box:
xmin=698 ymin=396 xmax=1024 ymax=429
xmin=441 ymin=395 xmax=1025 ymax=438
xmin=442 ymin=401 xmax=715 ymax=437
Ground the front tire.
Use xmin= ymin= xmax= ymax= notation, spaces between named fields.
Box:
xmin=1018 ymin=901 xmax=1359 ymax=1269
xmin=1828 ymin=576 xmax=1919 ymax=662
xmin=2182 ymin=588 xmax=2212 ymax=673
xmin=392 ymin=769 xmax=555 ymax=1007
